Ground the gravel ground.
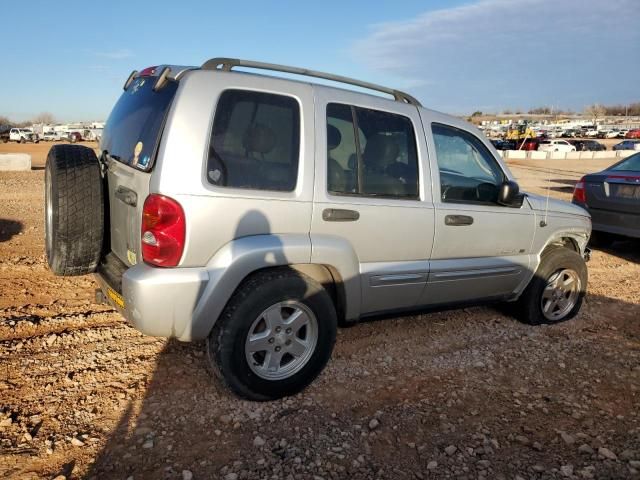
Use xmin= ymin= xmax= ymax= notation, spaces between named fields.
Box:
xmin=1 ymin=152 xmax=639 ymax=479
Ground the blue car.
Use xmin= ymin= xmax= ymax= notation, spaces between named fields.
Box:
xmin=612 ymin=140 xmax=640 ymax=151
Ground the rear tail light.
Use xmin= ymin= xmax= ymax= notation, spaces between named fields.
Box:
xmin=138 ymin=66 xmax=158 ymax=77
xmin=573 ymin=176 xmax=586 ymax=203
xmin=141 ymin=194 xmax=185 ymax=267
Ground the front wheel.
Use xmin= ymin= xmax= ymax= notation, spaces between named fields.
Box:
xmin=514 ymin=247 xmax=587 ymax=325
xmin=207 ymin=269 xmax=337 ymax=401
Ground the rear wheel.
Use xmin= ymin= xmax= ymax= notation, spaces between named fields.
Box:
xmin=514 ymin=247 xmax=587 ymax=325
xmin=207 ymin=269 xmax=337 ymax=401
xmin=45 ymin=145 xmax=104 ymax=276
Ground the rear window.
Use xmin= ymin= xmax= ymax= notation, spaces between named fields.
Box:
xmin=102 ymin=76 xmax=178 ymax=170
xmin=611 ymin=152 xmax=640 ymax=171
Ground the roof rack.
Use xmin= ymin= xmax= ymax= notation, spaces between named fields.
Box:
xmin=201 ymin=57 xmax=422 ymax=107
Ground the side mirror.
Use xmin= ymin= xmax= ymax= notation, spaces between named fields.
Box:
xmin=497 ymin=180 xmax=524 ymax=208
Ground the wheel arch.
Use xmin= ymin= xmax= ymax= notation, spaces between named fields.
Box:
xmin=186 ymin=234 xmax=359 ymax=341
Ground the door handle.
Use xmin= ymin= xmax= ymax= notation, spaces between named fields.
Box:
xmin=444 ymin=214 xmax=474 ymax=226
xmin=322 ymin=208 xmax=360 ymax=222
xmin=115 ymin=186 xmax=137 ymax=207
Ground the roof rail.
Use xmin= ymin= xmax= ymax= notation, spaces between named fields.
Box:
xmin=201 ymin=57 xmax=422 ymax=107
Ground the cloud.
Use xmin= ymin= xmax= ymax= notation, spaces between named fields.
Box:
xmin=352 ymin=0 xmax=640 ymax=112
xmin=92 ymin=49 xmax=134 ymax=60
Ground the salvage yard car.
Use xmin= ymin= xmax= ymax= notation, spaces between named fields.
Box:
xmin=9 ymin=127 xmax=39 ymax=143
xmin=44 ymin=58 xmax=591 ymax=400
xmin=573 ymin=152 xmax=640 ymax=246
xmin=538 ymin=139 xmax=576 ymax=153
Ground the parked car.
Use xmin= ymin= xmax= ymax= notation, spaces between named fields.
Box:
xmin=561 ymin=129 xmax=580 ymax=138
xmin=605 ymin=130 xmax=622 ymax=139
xmin=0 ymin=125 xmax=10 ymax=143
xmin=40 ymin=131 xmax=64 ymax=142
xmin=613 ymin=140 xmax=640 ymax=151
xmin=9 ymin=128 xmax=39 ymax=143
xmin=573 ymin=152 xmax=640 ymax=246
xmin=68 ymin=131 xmax=83 ymax=143
xmin=625 ymin=129 xmax=640 ymax=139
xmin=584 ymin=129 xmax=599 ymax=138
xmin=538 ymin=139 xmax=576 ymax=153
xmin=490 ymin=139 xmax=515 ymax=150
xmin=570 ymin=140 xmax=606 ymax=152
xmin=515 ymin=138 xmax=540 ymax=151
xmin=44 ymin=58 xmax=591 ymax=400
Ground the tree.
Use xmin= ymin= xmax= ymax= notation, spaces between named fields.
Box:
xmin=471 ymin=111 xmax=483 ymax=117
xmin=584 ymin=104 xmax=606 ymax=123
xmin=32 ymin=112 xmax=56 ymax=125
xmin=0 ymin=115 xmax=11 ymax=126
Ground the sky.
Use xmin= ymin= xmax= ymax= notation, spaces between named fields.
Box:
xmin=2 ymin=0 xmax=638 ymax=122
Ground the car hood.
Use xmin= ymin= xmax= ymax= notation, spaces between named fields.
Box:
xmin=525 ymin=192 xmax=590 ymax=218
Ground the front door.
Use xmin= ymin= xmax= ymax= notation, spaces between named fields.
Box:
xmin=310 ymin=89 xmax=434 ymax=318
xmin=418 ymin=112 xmax=536 ymax=306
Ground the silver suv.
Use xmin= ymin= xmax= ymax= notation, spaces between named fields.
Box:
xmin=44 ymin=58 xmax=591 ymax=400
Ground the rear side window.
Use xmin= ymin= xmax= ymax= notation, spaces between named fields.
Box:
xmin=207 ymin=90 xmax=300 ymax=192
xmin=102 ymin=77 xmax=178 ymax=170
xmin=326 ymin=103 xmax=419 ymax=199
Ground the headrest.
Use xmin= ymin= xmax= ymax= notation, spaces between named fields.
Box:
xmin=242 ymin=123 xmax=276 ymax=154
xmin=363 ymin=133 xmax=399 ymax=170
xmin=327 ymin=124 xmax=342 ymax=150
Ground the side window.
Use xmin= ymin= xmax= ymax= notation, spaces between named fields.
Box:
xmin=431 ymin=123 xmax=505 ymax=204
xmin=326 ymin=103 xmax=419 ymax=199
xmin=208 ymin=90 xmax=300 ymax=192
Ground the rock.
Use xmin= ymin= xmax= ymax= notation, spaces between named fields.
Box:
xmin=578 ymin=444 xmax=594 ymax=454
xmin=219 ymin=414 xmax=232 ymax=424
xmin=52 ymin=476 xmax=66 ymax=480
xmin=444 ymin=445 xmax=457 ymax=456
xmin=560 ymin=464 xmax=574 ymax=477
xmin=368 ymin=418 xmax=380 ymax=430
xmin=142 ymin=439 xmax=154 ymax=449
xmin=224 ymin=474 xmax=237 ymax=480
xmin=427 ymin=461 xmax=437 ymax=470
xmin=630 ymin=461 xmax=640 ymax=468
xmin=515 ymin=435 xmax=529 ymax=445
xmin=253 ymin=436 xmax=266 ymax=447
xmin=598 ymin=447 xmax=617 ymax=460
xmin=182 ymin=470 xmax=193 ymax=480
xmin=620 ymin=450 xmax=636 ymax=460
xmin=561 ymin=432 xmax=575 ymax=445
xmin=71 ymin=437 xmax=84 ymax=447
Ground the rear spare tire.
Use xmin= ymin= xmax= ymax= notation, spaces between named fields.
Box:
xmin=45 ymin=144 xmax=104 ymax=276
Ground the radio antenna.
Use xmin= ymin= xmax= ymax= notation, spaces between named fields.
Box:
xmin=541 ymin=162 xmax=551 ymax=227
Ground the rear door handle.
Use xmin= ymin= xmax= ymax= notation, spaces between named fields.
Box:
xmin=444 ymin=214 xmax=474 ymax=226
xmin=322 ymin=208 xmax=360 ymax=222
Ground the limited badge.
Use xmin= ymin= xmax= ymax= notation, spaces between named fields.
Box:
xmin=133 ymin=141 xmax=143 ymax=166
xmin=127 ymin=249 xmax=137 ymax=265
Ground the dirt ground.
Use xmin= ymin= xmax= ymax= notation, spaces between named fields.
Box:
xmin=1 ymin=144 xmax=639 ymax=480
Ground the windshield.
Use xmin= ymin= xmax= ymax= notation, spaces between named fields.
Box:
xmin=102 ymin=77 xmax=178 ymax=170
xmin=611 ymin=152 xmax=640 ymax=172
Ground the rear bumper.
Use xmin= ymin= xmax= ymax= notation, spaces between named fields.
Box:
xmin=589 ymin=208 xmax=640 ymax=239
xmin=96 ymin=254 xmax=209 ymax=340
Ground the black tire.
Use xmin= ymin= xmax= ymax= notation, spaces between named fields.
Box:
xmin=207 ymin=268 xmax=337 ymax=401
xmin=45 ymin=144 xmax=104 ymax=276
xmin=589 ymin=230 xmax=615 ymax=248
xmin=513 ymin=247 xmax=587 ymax=325
xmin=20 ymin=137 xmax=26 ymax=144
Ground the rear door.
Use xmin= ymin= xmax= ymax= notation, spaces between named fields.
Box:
xmin=101 ymin=72 xmax=178 ymax=266
xmin=310 ymin=88 xmax=434 ymax=316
